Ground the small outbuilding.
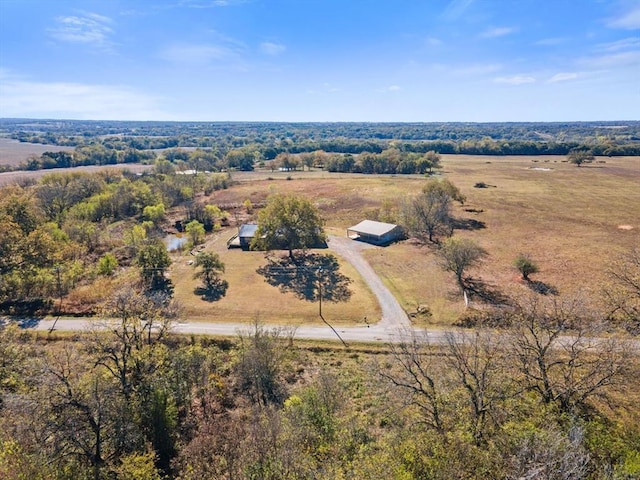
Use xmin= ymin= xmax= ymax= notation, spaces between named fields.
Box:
xmin=238 ymin=223 xmax=259 ymax=249
xmin=346 ymin=220 xmax=402 ymax=246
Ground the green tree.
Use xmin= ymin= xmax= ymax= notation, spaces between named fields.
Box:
xmin=425 ymin=150 xmax=441 ymax=172
xmin=401 ymin=178 xmax=464 ymax=243
xmin=97 ymin=253 xmax=118 ymax=276
xmin=567 ymin=149 xmax=594 ymax=167
xmin=142 ymin=203 xmax=165 ymax=225
xmin=513 ymin=254 xmax=539 ymax=281
xmin=137 ymin=243 xmax=172 ymax=291
xmin=193 ymin=252 xmax=225 ymax=290
xmin=437 ymin=236 xmax=487 ymax=293
xmin=252 ymin=194 xmax=326 ymax=258
xmin=185 ymin=220 xmax=205 ymax=246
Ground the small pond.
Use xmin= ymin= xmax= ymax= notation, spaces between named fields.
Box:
xmin=164 ymin=234 xmax=188 ymax=251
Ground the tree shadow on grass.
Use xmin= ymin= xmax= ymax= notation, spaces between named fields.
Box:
xmin=452 ymin=217 xmax=487 ymax=231
xmin=194 ymin=279 xmax=229 ymax=302
xmin=257 ymin=252 xmax=352 ymax=302
xmin=465 ymin=277 xmax=511 ymax=306
xmin=526 ymin=280 xmax=559 ymax=296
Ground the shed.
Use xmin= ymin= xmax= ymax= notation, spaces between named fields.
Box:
xmin=346 ymin=220 xmax=402 ymax=246
xmin=238 ymin=223 xmax=259 ymax=249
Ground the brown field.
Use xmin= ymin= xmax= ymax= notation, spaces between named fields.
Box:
xmin=169 ymin=228 xmax=381 ymax=326
xmin=176 ymin=155 xmax=639 ymax=326
xmin=0 ymin=137 xmax=75 ymax=166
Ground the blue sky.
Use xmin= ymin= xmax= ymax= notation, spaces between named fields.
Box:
xmin=0 ymin=0 xmax=638 ymax=121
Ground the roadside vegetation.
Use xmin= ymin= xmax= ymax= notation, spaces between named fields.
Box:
xmin=1 ymin=121 xmax=639 ymax=479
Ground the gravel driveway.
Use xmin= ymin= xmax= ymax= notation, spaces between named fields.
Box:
xmin=327 ymin=235 xmax=410 ymax=329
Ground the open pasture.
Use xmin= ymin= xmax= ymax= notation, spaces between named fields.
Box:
xmin=0 ymin=137 xmax=74 ymax=166
xmin=175 ymin=154 xmax=640 ymax=325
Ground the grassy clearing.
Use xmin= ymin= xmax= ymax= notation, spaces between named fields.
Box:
xmin=169 ymin=228 xmax=381 ymax=325
xmin=171 ymin=155 xmax=640 ymax=326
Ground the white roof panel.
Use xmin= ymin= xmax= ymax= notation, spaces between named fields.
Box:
xmin=348 ymin=220 xmax=398 ymax=237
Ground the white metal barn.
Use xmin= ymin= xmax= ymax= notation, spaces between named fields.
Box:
xmin=346 ymin=220 xmax=402 ymax=246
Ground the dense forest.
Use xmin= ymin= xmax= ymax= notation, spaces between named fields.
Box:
xmin=1 ymin=119 xmax=640 ymax=174
xmin=2 ymin=301 xmax=639 ymax=480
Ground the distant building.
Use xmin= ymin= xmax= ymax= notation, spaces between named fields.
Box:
xmin=238 ymin=223 xmax=259 ymax=249
xmin=346 ymin=220 xmax=402 ymax=246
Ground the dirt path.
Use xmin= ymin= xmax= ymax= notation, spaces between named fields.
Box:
xmin=327 ymin=235 xmax=411 ymax=329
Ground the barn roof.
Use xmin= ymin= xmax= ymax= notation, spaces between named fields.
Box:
xmin=239 ymin=223 xmax=259 ymax=238
xmin=347 ymin=220 xmax=399 ymax=237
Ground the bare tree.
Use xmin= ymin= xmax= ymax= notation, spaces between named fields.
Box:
xmin=41 ymin=346 xmax=122 ymax=480
xmin=507 ymin=295 xmax=630 ymax=413
xmin=89 ymin=285 xmax=176 ymax=400
xmin=602 ymin=247 xmax=640 ymax=334
xmin=437 ymin=236 xmax=488 ymax=294
xmin=379 ymin=331 xmax=446 ymax=433
xmin=444 ymin=329 xmax=508 ymax=445
xmin=235 ymin=320 xmax=287 ymax=407
xmin=506 ymin=424 xmax=590 ymax=480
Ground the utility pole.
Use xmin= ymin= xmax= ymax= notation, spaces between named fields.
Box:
xmin=49 ymin=266 xmax=62 ymax=334
xmin=316 ymin=267 xmax=348 ymax=348
xmin=318 ymin=272 xmax=322 ymax=318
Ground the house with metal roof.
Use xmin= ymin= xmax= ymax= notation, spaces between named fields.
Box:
xmin=238 ymin=223 xmax=259 ymax=249
xmin=346 ymin=220 xmax=403 ymax=246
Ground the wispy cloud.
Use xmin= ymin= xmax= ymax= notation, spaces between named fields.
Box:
xmin=494 ymin=75 xmax=536 ymax=85
xmin=442 ymin=0 xmax=475 ymax=20
xmin=453 ymin=63 xmax=502 ymax=76
xmin=48 ymin=12 xmax=115 ymax=52
xmin=159 ymin=43 xmax=244 ymax=66
xmin=375 ymin=85 xmax=401 ymax=93
xmin=259 ymin=42 xmax=286 ymax=56
xmin=480 ymin=26 xmax=517 ymax=39
xmin=579 ymin=50 xmax=640 ymax=69
xmin=425 ymin=37 xmax=443 ymax=47
xmin=307 ymin=83 xmax=341 ymax=94
xmin=178 ymin=0 xmax=249 ymax=7
xmin=595 ymin=37 xmax=640 ymax=52
xmin=607 ymin=5 xmax=640 ymax=29
xmin=548 ymin=72 xmax=579 ymax=83
xmin=534 ymin=37 xmax=567 ymax=46
xmin=0 ymin=73 xmax=168 ymax=120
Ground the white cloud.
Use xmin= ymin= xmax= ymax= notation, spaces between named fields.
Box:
xmin=480 ymin=26 xmax=517 ymax=39
xmin=595 ymin=37 xmax=640 ymax=52
xmin=442 ymin=0 xmax=475 ymax=20
xmin=259 ymin=42 xmax=286 ymax=56
xmin=159 ymin=43 xmax=242 ymax=65
xmin=388 ymin=85 xmax=401 ymax=91
xmin=48 ymin=13 xmax=115 ymax=52
xmin=179 ymin=0 xmax=249 ymax=7
xmin=607 ymin=5 xmax=640 ymax=29
xmin=425 ymin=37 xmax=443 ymax=47
xmin=534 ymin=37 xmax=567 ymax=46
xmin=548 ymin=72 xmax=579 ymax=83
xmin=0 ymin=74 xmax=168 ymax=120
xmin=453 ymin=63 xmax=502 ymax=75
xmin=494 ymin=75 xmax=536 ymax=85
xmin=579 ymin=50 xmax=640 ymax=69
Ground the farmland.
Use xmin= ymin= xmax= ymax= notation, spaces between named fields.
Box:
xmin=159 ymin=154 xmax=639 ymax=327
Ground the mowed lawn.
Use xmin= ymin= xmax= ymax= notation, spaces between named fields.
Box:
xmin=171 ymin=155 xmax=640 ymax=326
xmin=170 ymin=228 xmax=381 ymax=325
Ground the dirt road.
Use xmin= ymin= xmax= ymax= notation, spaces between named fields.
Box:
xmin=327 ymin=235 xmax=411 ymax=329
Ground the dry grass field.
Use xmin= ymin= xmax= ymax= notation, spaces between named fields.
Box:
xmin=168 ymin=154 xmax=640 ymax=326
xmin=0 ymin=137 xmax=74 ymax=166
xmin=169 ymin=228 xmax=381 ymax=326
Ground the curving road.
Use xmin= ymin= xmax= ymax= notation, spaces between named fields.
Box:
xmin=327 ymin=235 xmax=410 ymax=329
